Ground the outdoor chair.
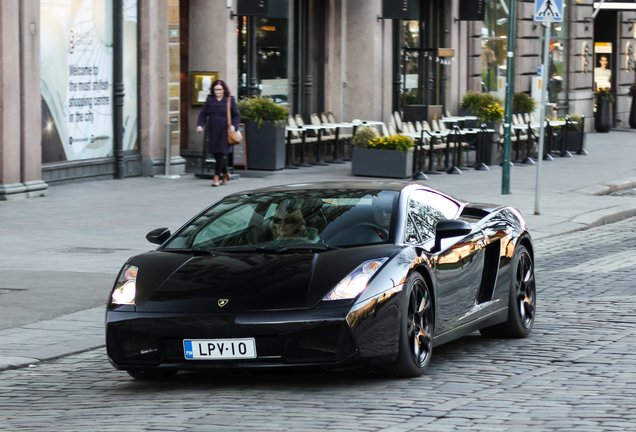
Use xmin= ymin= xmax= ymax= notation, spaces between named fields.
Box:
xmin=388 ymin=123 xmax=398 ymax=136
xmin=381 ymin=123 xmax=390 ymax=137
xmin=393 ymin=111 xmax=403 ymax=132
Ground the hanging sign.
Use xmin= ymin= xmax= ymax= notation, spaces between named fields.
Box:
xmin=237 ymin=0 xmax=268 ymax=16
xmin=458 ymin=0 xmax=485 ymax=21
xmin=534 ymin=0 xmax=564 ymax=22
xmin=381 ymin=0 xmax=419 ymax=20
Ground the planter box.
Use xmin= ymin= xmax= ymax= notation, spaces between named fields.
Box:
xmin=244 ymin=120 xmax=286 ymax=170
xmin=352 ymin=148 xmax=413 ymax=179
xmin=554 ymin=130 xmax=585 ymax=152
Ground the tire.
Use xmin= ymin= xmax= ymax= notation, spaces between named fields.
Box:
xmin=383 ymin=273 xmax=434 ymax=377
xmin=480 ymin=244 xmax=536 ymax=338
xmin=127 ymin=369 xmax=178 ymax=381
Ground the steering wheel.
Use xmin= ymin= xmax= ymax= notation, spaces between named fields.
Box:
xmin=353 ymin=223 xmax=389 ymax=241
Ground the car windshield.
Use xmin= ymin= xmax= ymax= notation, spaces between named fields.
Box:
xmin=162 ymin=189 xmax=399 ymax=251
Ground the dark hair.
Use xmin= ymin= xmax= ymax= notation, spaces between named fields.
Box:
xmin=210 ymin=80 xmax=231 ymax=97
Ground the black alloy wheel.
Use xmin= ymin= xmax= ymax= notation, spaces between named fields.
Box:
xmin=480 ymin=244 xmax=536 ymax=338
xmin=514 ymin=246 xmax=536 ymax=331
xmin=383 ymin=273 xmax=434 ymax=377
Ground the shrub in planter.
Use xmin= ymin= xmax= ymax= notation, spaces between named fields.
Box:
xmin=628 ymin=84 xmax=636 ymax=129
xmin=460 ymin=92 xmax=504 ymax=123
xmin=237 ymin=96 xmax=288 ymax=127
xmin=352 ymin=135 xmax=414 ymax=179
xmin=352 ymin=126 xmax=379 ymax=149
xmin=594 ymin=88 xmax=614 ymax=133
xmin=512 ymin=92 xmax=536 ymax=113
xmin=238 ymin=96 xmax=288 ymax=170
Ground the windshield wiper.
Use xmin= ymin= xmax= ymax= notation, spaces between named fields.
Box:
xmin=162 ymin=248 xmax=213 ymax=255
xmin=256 ymin=244 xmax=340 ymax=253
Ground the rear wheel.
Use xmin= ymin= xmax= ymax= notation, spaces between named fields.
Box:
xmin=480 ymin=244 xmax=536 ymax=338
xmin=127 ymin=369 xmax=178 ymax=381
xmin=383 ymin=273 xmax=434 ymax=377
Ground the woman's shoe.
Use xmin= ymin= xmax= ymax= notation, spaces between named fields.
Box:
xmin=222 ymin=173 xmax=230 ymax=185
xmin=212 ymin=182 xmax=219 ymax=187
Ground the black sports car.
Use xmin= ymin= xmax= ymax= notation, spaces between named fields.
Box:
xmin=106 ymin=181 xmax=536 ymax=379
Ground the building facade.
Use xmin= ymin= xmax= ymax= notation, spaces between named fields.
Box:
xmin=0 ymin=0 xmax=635 ymax=200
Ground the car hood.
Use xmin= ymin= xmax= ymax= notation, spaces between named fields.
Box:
xmin=130 ymin=246 xmax=399 ymax=313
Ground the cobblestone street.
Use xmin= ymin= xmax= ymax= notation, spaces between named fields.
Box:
xmin=1 ymin=218 xmax=636 ymax=431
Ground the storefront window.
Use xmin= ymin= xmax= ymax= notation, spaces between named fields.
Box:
xmin=238 ymin=17 xmax=289 ymax=105
xmin=481 ymin=0 xmax=509 ymax=94
xmin=548 ymin=7 xmax=569 ymax=105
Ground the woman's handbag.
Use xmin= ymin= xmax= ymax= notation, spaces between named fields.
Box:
xmin=227 ymin=97 xmax=243 ymax=145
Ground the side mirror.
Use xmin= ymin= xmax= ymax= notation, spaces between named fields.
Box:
xmin=146 ymin=227 xmax=171 ymax=245
xmin=433 ymin=220 xmax=472 ymax=252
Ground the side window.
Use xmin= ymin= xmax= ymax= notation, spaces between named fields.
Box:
xmin=405 ymin=190 xmax=460 ymax=244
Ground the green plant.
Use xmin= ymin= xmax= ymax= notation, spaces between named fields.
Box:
xmin=368 ymin=134 xmax=414 ymax=151
xmin=552 ymin=114 xmax=582 ymax=131
xmin=595 ymin=88 xmax=615 ymax=103
xmin=352 ymin=126 xmax=379 ymax=149
xmin=237 ymin=96 xmax=288 ymax=127
xmin=512 ymin=92 xmax=536 ymax=113
xmin=460 ymin=92 xmax=504 ymax=122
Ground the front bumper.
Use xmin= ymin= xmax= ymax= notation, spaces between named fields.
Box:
xmin=106 ymin=296 xmax=401 ymax=371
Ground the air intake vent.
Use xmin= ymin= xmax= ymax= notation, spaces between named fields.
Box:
xmin=278 ymin=322 xmax=356 ymax=364
xmin=107 ymin=327 xmax=164 ymax=365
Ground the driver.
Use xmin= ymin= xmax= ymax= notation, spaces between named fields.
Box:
xmin=372 ymin=196 xmax=393 ymax=232
xmin=270 ymin=202 xmax=315 ymax=241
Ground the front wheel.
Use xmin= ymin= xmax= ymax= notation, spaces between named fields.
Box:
xmin=480 ymin=244 xmax=536 ymax=338
xmin=383 ymin=273 xmax=434 ymax=377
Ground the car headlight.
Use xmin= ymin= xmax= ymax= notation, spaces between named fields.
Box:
xmin=323 ymin=258 xmax=388 ymax=301
xmin=111 ymin=265 xmax=138 ymax=305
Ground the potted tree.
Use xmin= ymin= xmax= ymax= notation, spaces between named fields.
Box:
xmin=351 ymin=128 xmax=414 ymax=178
xmin=594 ymin=88 xmax=614 ymax=133
xmin=512 ymin=92 xmax=536 ymax=116
xmin=238 ymin=96 xmax=288 ymax=170
xmin=462 ymin=93 xmax=504 ymax=166
xmin=628 ymin=84 xmax=636 ymax=129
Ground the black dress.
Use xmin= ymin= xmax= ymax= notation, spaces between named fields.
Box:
xmin=196 ymin=95 xmax=241 ymax=154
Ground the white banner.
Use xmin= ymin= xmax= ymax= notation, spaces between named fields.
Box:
xmin=41 ymin=0 xmax=114 ymax=162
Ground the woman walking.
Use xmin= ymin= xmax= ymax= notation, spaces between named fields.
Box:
xmin=196 ymin=79 xmax=241 ymax=186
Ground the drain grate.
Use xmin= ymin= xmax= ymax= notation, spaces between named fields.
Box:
xmin=0 ymin=288 xmax=26 ymax=295
xmin=56 ymin=247 xmax=129 ymax=254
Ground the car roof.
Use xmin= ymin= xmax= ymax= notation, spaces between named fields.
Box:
xmin=227 ymin=181 xmax=442 ymax=195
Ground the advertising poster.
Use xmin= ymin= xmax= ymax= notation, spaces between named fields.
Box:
xmin=594 ymin=42 xmax=612 ymax=90
xmin=41 ymin=0 xmax=138 ymax=163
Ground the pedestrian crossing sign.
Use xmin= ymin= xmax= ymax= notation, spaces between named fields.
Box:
xmin=534 ymin=0 xmax=563 ymax=22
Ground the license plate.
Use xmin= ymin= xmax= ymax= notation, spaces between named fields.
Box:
xmin=183 ymin=338 xmax=257 ymax=360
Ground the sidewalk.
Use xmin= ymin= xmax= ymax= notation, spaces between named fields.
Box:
xmin=1 ymin=130 xmax=635 ymax=371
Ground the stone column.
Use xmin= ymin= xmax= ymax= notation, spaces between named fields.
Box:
xmin=0 ymin=1 xmax=24 ymax=199
xmin=344 ymin=0 xmax=391 ymax=124
xmin=139 ymin=0 xmax=169 ymax=175
xmin=324 ymin=0 xmax=346 ymax=121
xmin=568 ymin=0 xmax=595 ymax=131
xmin=515 ymin=0 xmax=541 ymax=93
xmin=20 ymin=1 xmax=47 ymax=196
xmin=616 ymin=10 xmax=636 ymax=127
xmin=1 ymin=1 xmax=46 ymax=200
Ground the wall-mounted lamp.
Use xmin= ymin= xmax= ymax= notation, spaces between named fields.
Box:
xmin=584 ymin=17 xmax=594 ymax=32
xmin=628 ymin=18 xmax=636 ymax=33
